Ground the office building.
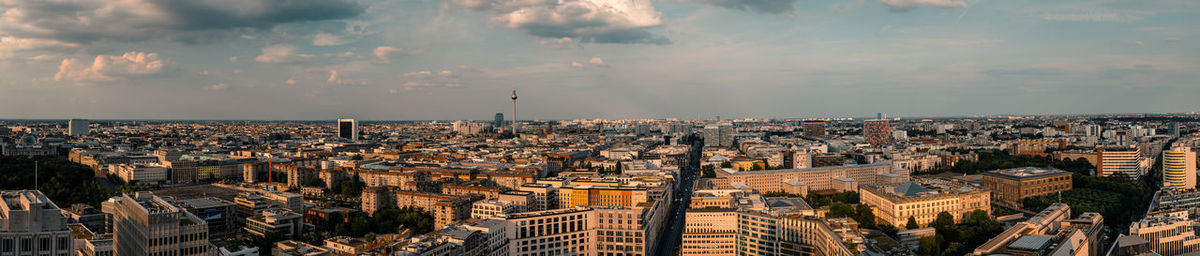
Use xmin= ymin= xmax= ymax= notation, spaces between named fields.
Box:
xmin=69 ymin=119 xmax=89 ymax=137
xmin=0 ymin=190 xmax=75 ymax=256
xmin=111 ymin=163 xmax=169 ymax=184
xmin=494 ymin=113 xmax=505 ymax=130
xmin=104 ymin=192 xmax=211 ymax=255
xmin=860 ymin=179 xmax=991 ymax=228
xmin=981 ymin=167 xmax=1073 ymax=207
xmin=337 ymin=118 xmax=358 ymax=141
xmin=703 ymin=122 xmax=735 ymax=148
xmin=863 ymin=119 xmax=891 ymax=146
xmin=802 ymin=120 xmax=826 ymax=138
xmin=177 ymin=198 xmax=237 ymax=237
xmin=1097 ymin=146 xmax=1149 ymax=178
xmin=715 ymin=163 xmax=907 ymax=193
xmin=1163 ymin=147 xmax=1197 ymax=190
xmin=245 ymin=209 xmax=304 ymax=239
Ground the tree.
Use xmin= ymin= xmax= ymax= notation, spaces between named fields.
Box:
xmin=918 ymin=236 xmax=942 ymax=256
xmin=720 ymin=161 xmax=732 ymax=168
xmin=828 ymin=203 xmax=856 ymax=218
xmin=906 ymin=216 xmax=920 ymax=229
xmin=854 ymin=204 xmax=877 ymax=229
xmin=932 ymin=212 xmax=961 ymax=246
xmin=351 ymin=154 xmax=364 ymax=160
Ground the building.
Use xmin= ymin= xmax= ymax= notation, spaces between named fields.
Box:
xmin=494 ymin=113 xmax=505 ymax=130
xmin=69 ymin=119 xmax=90 ymax=137
xmin=736 ymin=211 xmax=858 ymax=256
xmin=864 ymin=119 xmax=892 ymax=146
xmin=1128 ymin=211 xmax=1200 ymax=256
xmin=361 ymin=187 xmax=482 ymax=229
xmin=1163 ymin=147 xmax=1197 ymax=190
xmin=471 ymin=199 xmax=522 ymax=219
xmin=715 ymin=163 xmax=907 ymax=193
xmin=1010 ymin=139 xmax=1066 ymax=156
xmin=860 ymin=179 xmax=991 ymax=228
xmin=273 ymin=240 xmax=332 ymax=255
xmin=703 ymin=122 xmax=735 ymax=148
xmin=504 ymin=207 xmax=597 ymax=256
xmin=245 ymin=208 xmax=304 ymax=239
xmin=972 ymin=204 xmax=1104 ymax=256
xmin=557 ymin=185 xmax=651 ymax=208
xmin=802 ymin=120 xmax=826 ymax=138
xmin=104 ymin=192 xmax=211 ymax=255
xmin=1097 ymin=146 xmax=1149 ymax=179
xmin=681 ymin=208 xmax=737 ymax=256
xmin=177 ymin=198 xmax=237 ymax=237
xmin=110 ymin=163 xmax=169 ymax=184
xmin=0 ymin=190 xmax=75 ymax=256
xmin=981 ymin=167 xmax=1073 ymax=207
xmin=337 ymin=118 xmax=358 ymax=141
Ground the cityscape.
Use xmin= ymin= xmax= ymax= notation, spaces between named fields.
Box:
xmin=1 ymin=0 xmax=1199 ymax=256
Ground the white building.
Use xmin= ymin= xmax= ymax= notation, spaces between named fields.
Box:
xmin=104 ymin=192 xmax=211 ymax=255
xmin=1163 ymin=147 xmax=1197 ymax=190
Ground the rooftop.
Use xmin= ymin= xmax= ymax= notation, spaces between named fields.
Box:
xmin=984 ymin=167 xmax=1070 ymax=180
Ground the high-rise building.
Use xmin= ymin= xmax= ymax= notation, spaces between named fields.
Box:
xmin=69 ymin=119 xmax=90 ymax=137
xmin=1163 ymin=147 xmax=1197 ymax=190
xmin=802 ymin=120 xmax=826 ymax=138
xmin=494 ymin=113 xmax=505 ymax=130
xmin=702 ymin=122 xmax=735 ymax=148
xmin=0 ymin=190 xmax=75 ymax=256
xmin=863 ymin=119 xmax=892 ymax=146
xmin=104 ymin=191 xmax=211 ymax=255
xmin=337 ymin=118 xmax=358 ymax=141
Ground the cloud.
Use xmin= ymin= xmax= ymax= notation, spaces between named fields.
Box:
xmin=572 ymin=57 xmax=609 ymax=68
xmin=539 ymin=37 xmax=578 ymax=48
xmin=327 ymin=70 xmax=340 ymax=83
xmin=1135 ymin=40 xmax=1145 ymax=46
xmin=0 ymin=37 xmax=80 ymax=59
xmin=286 ymin=79 xmax=296 ymax=85
xmin=451 ymin=0 xmax=669 ymax=44
xmin=255 ymin=44 xmax=312 ymax=63
xmin=1166 ymin=38 xmax=1181 ymax=43
xmin=1039 ymin=10 xmax=1145 ymax=22
xmin=229 ymin=56 xmax=238 ymax=63
xmin=401 ymin=69 xmax=466 ymax=90
xmin=588 ymin=57 xmax=607 ymax=67
xmin=1138 ymin=27 xmax=1199 ymax=36
xmin=209 ymin=83 xmax=229 ymax=90
xmin=879 ymin=0 xmax=967 ymax=12
xmin=313 ymin=32 xmax=348 ymax=46
xmin=373 ymin=46 xmax=405 ymax=61
xmin=54 ymin=52 xmax=166 ymax=83
xmin=694 ymin=0 xmax=799 ymax=15
xmin=0 ymin=0 xmax=366 ymax=56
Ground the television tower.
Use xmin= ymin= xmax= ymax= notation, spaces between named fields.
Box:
xmin=511 ymin=86 xmax=518 ymax=138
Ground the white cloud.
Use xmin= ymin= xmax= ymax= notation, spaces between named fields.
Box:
xmin=255 ymin=44 xmax=312 ymax=63
xmin=228 ymin=56 xmax=238 ymax=63
xmin=452 ymin=0 xmax=669 ymax=44
xmin=313 ymin=32 xmax=348 ymax=46
xmin=373 ymin=46 xmax=404 ymax=61
xmin=286 ymin=79 xmax=296 ymax=85
xmin=1135 ymin=40 xmax=1145 ymax=46
xmin=571 ymin=62 xmax=585 ymax=68
xmin=401 ymin=68 xmax=467 ymax=90
xmin=210 ymin=83 xmax=229 ymax=90
xmin=879 ymin=0 xmax=966 ymax=11
xmin=54 ymin=52 xmax=166 ymax=83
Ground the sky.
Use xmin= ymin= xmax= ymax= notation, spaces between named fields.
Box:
xmin=0 ymin=0 xmax=1197 ymax=120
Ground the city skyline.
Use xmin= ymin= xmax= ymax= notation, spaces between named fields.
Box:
xmin=0 ymin=0 xmax=1196 ymax=120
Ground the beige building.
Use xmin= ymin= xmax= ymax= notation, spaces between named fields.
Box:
xmin=973 ymin=204 xmax=1104 ymax=256
xmin=504 ymin=207 xmax=598 ymax=256
xmin=1163 ymin=147 xmax=1197 ymax=190
xmin=681 ymin=209 xmax=737 ymax=256
xmin=860 ymin=179 xmax=990 ymax=228
xmin=715 ymin=163 xmax=907 ymax=193
xmin=1129 ymin=211 xmax=1200 ymax=256
xmin=104 ymin=192 xmax=210 ymax=255
xmin=981 ymin=167 xmax=1072 ymax=207
xmin=0 ymin=190 xmax=75 ymax=256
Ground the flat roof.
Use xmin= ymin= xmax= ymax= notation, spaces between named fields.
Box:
xmin=984 ymin=167 xmax=1070 ymax=180
xmin=719 ymin=162 xmax=891 ymax=176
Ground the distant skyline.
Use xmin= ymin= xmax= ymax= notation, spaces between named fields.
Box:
xmin=1 ymin=0 xmax=1197 ymax=120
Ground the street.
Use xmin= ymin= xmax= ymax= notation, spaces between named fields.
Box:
xmin=654 ymin=137 xmax=702 ymax=256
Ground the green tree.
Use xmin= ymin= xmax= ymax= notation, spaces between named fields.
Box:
xmin=351 ymin=154 xmax=364 ymax=160
xmin=906 ymin=216 xmax=920 ymax=229
xmin=854 ymin=204 xmax=877 ymax=229
xmin=918 ymin=236 xmax=942 ymax=256
xmin=828 ymin=203 xmax=856 ymax=218
xmin=720 ymin=161 xmax=732 ymax=168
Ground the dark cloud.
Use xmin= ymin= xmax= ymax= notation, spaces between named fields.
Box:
xmin=0 ymin=0 xmax=365 ymax=47
xmin=697 ymin=0 xmax=799 ymax=15
xmin=451 ymin=0 xmax=670 ymax=45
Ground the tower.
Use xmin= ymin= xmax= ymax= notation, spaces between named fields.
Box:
xmin=511 ymin=87 xmax=518 ymax=138
xmin=1163 ymin=147 xmax=1196 ymax=189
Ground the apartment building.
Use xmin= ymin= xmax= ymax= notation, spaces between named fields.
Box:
xmin=973 ymin=204 xmax=1104 ymax=256
xmin=1097 ymin=146 xmax=1149 ymax=178
xmin=1162 ymin=147 xmax=1197 ymax=189
xmin=1128 ymin=211 xmax=1200 ymax=256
